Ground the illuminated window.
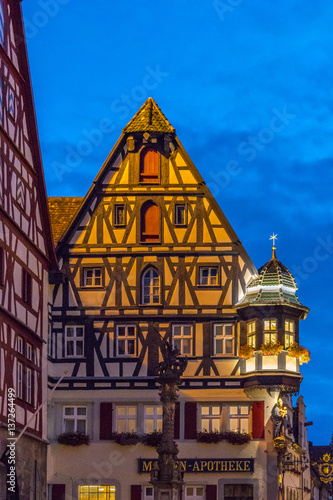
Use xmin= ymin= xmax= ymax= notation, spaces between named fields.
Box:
xmin=224 ymin=484 xmax=253 ymax=500
xmin=141 ymin=201 xmax=160 ymax=243
xmin=114 ymin=204 xmax=125 ymax=226
xmin=26 ymin=368 xmax=32 ymax=404
xmin=285 ymin=319 xmax=295 ymax=348
xmin=0 ymin=1 xmax=4 ymax=46
xmin=172 ymin=324 xmax=193 ymax=355
xmin=263 ymin=319 xmax=277 ymax=343
xmin=22 ymin=269 xmax=32 ymax=306
xmin=63 ymin=406 xmax=87 ymax=433
xmin=144 ymin=405 xmax=162 ymax=433
xmin=65 ymin=326 xmax=84 ymax=357
xmin=185 ymin=486 xmax=204 ymax=500
xmin=83 ymin=268 xmax=102 ymax=287
xmin=200 ymin=405 xmax=222 ymax=432
xmin=142 ymin=267 xmax=160 ymax=304
xmin=247 ymin=321 xmax=256 ymax=348
xmin=17 ymin=336 xmax=24 ymax=355
xmin=79 ymin=485 xmax=116 ymax=500
xmin=115 ymin=406 xmax=137 ymax=433
xmin=199 ymin=266 xmax=218 ymax=286
xmin=116 ymin=325 xmax=136 ymax=356
xmin=17 ymin=362 xmax=23 ymax=398
xmin=214 ymin=324 xmax=234 ymax=355
xmin=144 ymin=486 xmax=154 ymax=500
xmin=140 ymin=148 xmax=159 ymax=183
xmin=229 ymin=405 xmax=250 ymax=433
xmin=175 ymin=204 xmax=187 ymax=225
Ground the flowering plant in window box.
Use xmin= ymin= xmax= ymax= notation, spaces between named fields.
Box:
xmin=141 ymin=431 xmax=162 ymax=447
xmin=287 ymin=343 xmax=310 ymax=365
xmin=110 ymin=431 xmax=141 ymax=445
xmin=258 ymin=342 xmax=283 ymax=356
xmin=196 ymin=430 xmax=251 ymax=445
xmin=238 ymin=344 xmax=255 ymax=359
xmin=57 ymin=431 xmax=90 ymax=446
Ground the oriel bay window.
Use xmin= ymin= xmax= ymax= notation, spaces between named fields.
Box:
xmin=172 ymin=324 xmax=193 ymax=355
xmin=263 ymin=318 xmax=277 ymax=343
xmin=65 ymin=326 xmax=84 ymax=357
xmin=63 ymin=406 xmax=87 ymax=433
xmin=142 ymin=267 xmax=160 ymax=304
xmin=144 ymin=405 xmax=162 ymax=433
xmin=116 ymin=325 xmax=137 ymax=356
xmin=229 ymin=405 xmax=250 ymax=433
xmin=285 ymin=319 xmax=295 ymax=348
xmin=247 ymin=321 xmax=256 ymax=348
xmin=214 ymin=324 xmax=234 ymax=355
xmin=116 ymin=406 xmax=137 ymax=432
xmin=200 ymin=405 xmax=222 ymax=432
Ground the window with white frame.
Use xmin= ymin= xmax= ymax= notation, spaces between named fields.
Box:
xmin=63 ymin=406 xmax=87 ymax=433
xmin=144 ymin=486 xmax=154 ymax=500
xmin=142 ymin=267 xmax=160 ymax=304
xmin=65 ymin=326 xmax=84 ymax=357
xmin=229 ymin=405 xmax=250 ymax=433
xmin=172 ymin=324 xmax=193 ymax=355
xmin=185 ymin=486 xmax=204 ymax=500
xmin=17 ymin=362 xmax=23 ymax=399
xmin=79 ymin=485 xmax=116 ymax=500
xmin=144 ymin=405 xmax=162 ymax=433
xmin=116 ymin=325 xmax=136 ymax=356
xmin=83 ymin=268 xmax=102 ymax=287
xmin=26 ymin=343 xmax=33 ymax=361
xmin=263 ymin=318 xmax=277 ymax=343
xmin=26 ymin=368 xmax=32 ymax=404
xmin=285 ymin=319 xmax=295 ymax=348
xmin=17 ymin=336 xmax=24 ymax=355
xmin=115 ymin=406 xmax=137 ymax=433
xmin=247 ymin=321 xmax=256 ymax=348
xmin=200 ymin=405 xmax=222 ymax=432
xmin=199 ymin=266 xmax=218 ymax=286
xmin=214 ymin=324 xmax=234 ymax=355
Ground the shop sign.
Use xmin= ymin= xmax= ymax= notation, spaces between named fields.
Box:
xmin=138 ymin=458 xmax=254 ymax=474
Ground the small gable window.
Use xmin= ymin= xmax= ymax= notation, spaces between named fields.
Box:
xmin=83 ymin=268 xmax=102 ymax=287
xmin=175 ymin=204 xmax=187 ymax=226
xmin=140 ymin=148 xmax=159 ymax=183
xmin=141 ymin=201 xmax=160 ymax=243
xmin=114 ymin=204 xmax=126 ymax=226
xmin=142 ymin=267 xmax=160 ymax=305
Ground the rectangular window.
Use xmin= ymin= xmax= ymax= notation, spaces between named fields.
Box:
xmin=144 ymin=486 xmax=154 ymax=500
xmin=26 ymin=368 xmax=32 ymax=404
xmin=116 ymin=406 xmax=137 ymax=433
xmin=285 ymin=319 xmax=295 ymax=348
xmin=26 ymin=343 xmax=33 ymax=361
xmin=199 ymin=266 xmax=219 ymax=286
xmin=116 ymin=325 xmax=136 ymax=356
xmin=229 ymin=405 xmax=250 ymax=433
xmin=174 ymin=204 xmax=187 ymax=225
xmin=17 ymin=362 xmax=23 ymax=399
xmin=114 ymin=204 xmax=126 ymax=226
xmin=79 ymin=485 xmax=116 ymax=500
xmin=144 ymin=405 xmax=162 ymax=433
xmin=0 ymin=247 xmax=3 ymax=285
xmin=22 ymin=269 xmax=32 ymax=306
xmin=200 ymin=405 xmax=222 ymax=432
xmin=63 ymin=406 xmax=87 ymax=433
xmin=247 ymin=321 xmax=256 ymax=348
xmin=264 ymin=319 xmax=277 ymax=343
xmin=185 ymin=486 xmax=204 ymax=500
xmin=214 ymin=324 xmax=234 ymax=355
xmin=65 ymin=326 xmax=84 ymax=357
xmin=172 ymin=324 xmax=193 ymax=355
xmin=83 ymin=268 xmax=102 ymax=287
xmin=224 ymin=484 xmax=253 ymax=500
xmin=17 ymin=336 xmax=24 ymax=355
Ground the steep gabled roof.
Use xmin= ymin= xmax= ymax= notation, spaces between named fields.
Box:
xmin=48 ymin=197 xmax=83 ymax=245
xmin=123 ymin=97 xmax=175 ymax=134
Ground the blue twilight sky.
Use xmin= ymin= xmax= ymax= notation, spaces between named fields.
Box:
xmin=22 ymin=1 xmax=333 ymax=445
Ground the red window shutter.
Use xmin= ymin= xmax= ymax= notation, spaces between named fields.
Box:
xmin=252 ymin=401 xmax=265 ymax=439
xmin=174 ymin=401 xmax=180 ymax=439
xmin=140 ymin=149 xmax=158 ymax=183
xmin=51 ymin=484 xmax=65 ymax=500
xmin=141 ymin=202 xmax=160 ymax=243
xmin=100 ymin=402 xmax=113 ymax=440
xmin=184 ymin=402 xmax=197 ymax=439
xmin=206 ymin=485 xmax=217 ymax=500
xmin=131 ymin=485 xmax=142 ymax=500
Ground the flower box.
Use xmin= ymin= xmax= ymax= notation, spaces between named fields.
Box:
xmin=258 ymin=342 xmax=283 ymax=356
xmin=287 ymin=343 xmax=310 ymax=365
xmin=196 ymin=430 xmax=251 ymax=445
xmin=57 ymin=431 xmax=90 ymax=446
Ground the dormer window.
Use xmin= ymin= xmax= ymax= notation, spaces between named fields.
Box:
xmin=140 ymin=148 xmax=159 ymax=183
xmin=263 ymin=319 xmax=277 ymax=343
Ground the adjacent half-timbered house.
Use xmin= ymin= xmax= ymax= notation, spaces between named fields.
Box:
xmin=47 ymin=98 xmax=311 ymax=500
xmin=0 ymin=0 xmax=56 ymax=497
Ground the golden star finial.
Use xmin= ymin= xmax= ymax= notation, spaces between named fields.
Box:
xmin=270 ymin=233 xmax=278 ymax=259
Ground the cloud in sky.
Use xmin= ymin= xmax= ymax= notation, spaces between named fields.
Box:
xmin=22 ymin=0 xmax=333 ymax=444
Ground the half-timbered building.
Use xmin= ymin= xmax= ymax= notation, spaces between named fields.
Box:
xmin=47 ymin=98 xmax=312 ymax=500
xmin=0 ymin=0 xmax=56 ymax=497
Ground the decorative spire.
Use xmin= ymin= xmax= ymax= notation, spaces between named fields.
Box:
xmin=270 ymin=233 xmax=278 ymax=260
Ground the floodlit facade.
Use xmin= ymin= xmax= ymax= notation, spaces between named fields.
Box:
xmin=46 ymin=98 xmax=314 ymax=500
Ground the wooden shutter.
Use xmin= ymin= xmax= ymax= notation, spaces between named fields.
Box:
xmin=131 ymin=485 xmax=142 ymax=500
xmin=140 ymin=149 xmax=158 ymax=183
xmin=51 ymin=484 xmax=65 ymax=500
xmin=141 ymin=202 xmax=160 ymax=243
xmin=174 ymin=401 xmax=180 ymax=439
xmin=184 ymin=402 xmax=197 ymax=439
xmin=252 ymin=401 xmax=265 ymax=439
xmin=206 ymin=485 xmax=217 ymax=500
xmin=100 ymin=402 xmax=113 ymax=440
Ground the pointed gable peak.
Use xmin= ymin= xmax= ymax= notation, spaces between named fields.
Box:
xmin=123 ymin=97 xmax=175 ymax=134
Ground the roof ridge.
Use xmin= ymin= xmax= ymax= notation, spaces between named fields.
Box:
xmin=123 ymin=97 xmax=175 ymax=134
